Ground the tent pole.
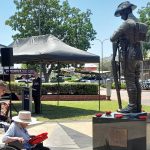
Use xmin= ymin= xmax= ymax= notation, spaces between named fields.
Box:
xmin=57 ymin=62 xmax=60 ymax=106
xmin=8 ymin=65 xmax=12 ymax=118
xmin=39 ymin=64 xmax=42 ymax=79
xmin=8 ymin=65 xmax=18 ymax=118
xmin=98 ymin=59 xmax=101 ymax=111
xmin=2 ymin=67 xmax=4 ymax=81
xmin=27 ymin=63 xmax=29 ymax=87
xmin=39 ymin=64 xmax=42 ymax=113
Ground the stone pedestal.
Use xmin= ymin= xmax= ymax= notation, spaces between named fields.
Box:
xmin=147 ymin=118 xmax=150 ymax=150
xmin=93 ymin=117 xmax=146 ymax=150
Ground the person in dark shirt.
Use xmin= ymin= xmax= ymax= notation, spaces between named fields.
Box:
xmin=32 ymin=72 xmax=41 ymax=114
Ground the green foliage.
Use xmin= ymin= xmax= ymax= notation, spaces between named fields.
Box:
xmin=111 ymin=82 xmax=126 ymax=89
xmin=11 ymin=82 xmax=26 ymax=94
xmin=138 ymin=2 xmax=150 ymax=36
xmin=21 ymin=63 xmax=40 ymax=72
xmin=101 ymin=82 xmax=126 ymax=89
xmin=42 ymin=82 xmax=98 ymax=95
xmin=11 ymin=82 xmax=98 ymax=95
xmin=103 ymin=60 xmax=111 ymax=71
xmin=120 ymin=82 xmax=126 ymax=89
xmin=138 ymin=2 xmax=150 ymax=59
xmin=6 ymin=0 xmax=96 ymax=82
xmin=142 ymin=42 xmax=150 ymax=60
xmin=64 ymin=77 xmax=72 ymax=81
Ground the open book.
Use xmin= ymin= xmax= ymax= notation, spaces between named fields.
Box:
xmin=29 ymin=132 xmax=48 ymax=145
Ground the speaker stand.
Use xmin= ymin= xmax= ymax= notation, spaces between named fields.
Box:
xmin=8 ymin=66 xmax=18 ymax=118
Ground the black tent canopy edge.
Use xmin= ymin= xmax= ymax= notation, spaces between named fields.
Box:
xmin=8 ymin=34 xmax=100 ymax=64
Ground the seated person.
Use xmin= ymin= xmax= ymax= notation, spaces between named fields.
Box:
xmin=0 ymin=81 xmax=10 ymax=122
xmin=0 ymin=80 xmax=18 ymax=122
xmin=2 ymin=110 xmax=50 ymax=150
xmin=0 ymin=80 xmax=7 ymax=98
xmin=0 ymin=80 xmax=19 ymax=100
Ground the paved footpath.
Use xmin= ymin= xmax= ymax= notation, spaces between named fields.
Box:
xmin=0 ymin=121 xmax=92 ymax=150
xmin=101 ymin=88 xmax=150 ymax=106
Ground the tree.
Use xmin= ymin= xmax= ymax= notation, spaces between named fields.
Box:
xmin=6 ymin=0 xmax=96 ymax=82
xmin=21 ymin=63 xmax=40 ymax=72
xmin=103 ymin=60 xmax=111 ymax=71
xmin=138 ymin=2 xmax=150 ymax=59
xmin=142 ymin=42 xmax=150 ymax=60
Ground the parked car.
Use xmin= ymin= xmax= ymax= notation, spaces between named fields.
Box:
xmin=140 ymin=79 xmax=150 ymax=90
xmin=79 ymin=76 xmax=103 ymax=83
xmin=15 ymin=79 xmax=33 ymax=83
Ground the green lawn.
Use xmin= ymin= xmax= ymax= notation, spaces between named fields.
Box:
xmin=11 ymin=100 xmax=150 ymax=121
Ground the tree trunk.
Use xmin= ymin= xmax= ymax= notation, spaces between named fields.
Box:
xmin=41 ymin=64 xmax=55 ymax=82
xmin=44 ymin=73 xmax=50 ymax=82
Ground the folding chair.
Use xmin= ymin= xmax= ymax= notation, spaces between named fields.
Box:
xmin=0 ymin=141 xmax=21 ymax=150
xmin=0 ymin=145 xmax=18 ymax=150
xmin=0 ymin=100 xmax=11 ymax=132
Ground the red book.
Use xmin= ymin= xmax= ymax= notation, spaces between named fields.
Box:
xmin=29 ymin=132 xmax=48 ymax=145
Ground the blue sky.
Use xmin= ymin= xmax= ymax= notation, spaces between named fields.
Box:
xmin=0 ymin=0 xmax=149 ymax=58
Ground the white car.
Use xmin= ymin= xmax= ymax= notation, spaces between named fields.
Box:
xmin=15 ymin=79 xmax=32 ymax=83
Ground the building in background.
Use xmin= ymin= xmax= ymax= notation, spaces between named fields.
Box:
xmin=82 ymin=63 xmax=97 ymax=72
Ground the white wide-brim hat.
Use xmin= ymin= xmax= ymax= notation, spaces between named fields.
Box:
xmin=12 ymin=111 xmax=37 ymax=124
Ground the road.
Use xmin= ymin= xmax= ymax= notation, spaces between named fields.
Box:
xmin=100 ymin=88 xmax=150 ymax=106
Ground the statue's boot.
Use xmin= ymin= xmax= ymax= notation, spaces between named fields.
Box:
xmin=119 ymin=90 xmax=141 ymax=113
xmin=118 ymin=104 xmax=137 ymax=113
xmin=118 ymin=87 xmax=138 ymax=113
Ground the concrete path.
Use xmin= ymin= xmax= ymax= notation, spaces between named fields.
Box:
xmin=0 ymin=121 xmax=92 ymax=150
xmin=100 ymin=88 xmax=150 ymax=106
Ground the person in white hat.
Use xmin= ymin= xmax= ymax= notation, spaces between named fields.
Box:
xmin=2 ymin=110 xmax=50 ymax=150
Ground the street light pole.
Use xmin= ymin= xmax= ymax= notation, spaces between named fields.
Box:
xmin=96 ymin=38 xmax=109 ymax=74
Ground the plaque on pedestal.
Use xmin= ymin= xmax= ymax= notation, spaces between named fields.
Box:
xmin=93 ymin=115 xmax=146 ymax=150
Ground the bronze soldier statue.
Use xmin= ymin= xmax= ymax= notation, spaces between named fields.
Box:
xmin=111 ymin=1 xmax=148 ymax=113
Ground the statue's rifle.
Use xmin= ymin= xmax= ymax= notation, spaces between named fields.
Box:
xmin=111 ymin=41 xmax=122 ymax=110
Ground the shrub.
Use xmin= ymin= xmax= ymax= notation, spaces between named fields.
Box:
xmin=11 ymin=82 xmax=27 ymax=95
xmin=42 ymin=83 xmax=98 ymax=95
xmin=111 ymin=82 xmax=126 ymax=89
xmin=10 ymin=82 xmax=98 ymax=95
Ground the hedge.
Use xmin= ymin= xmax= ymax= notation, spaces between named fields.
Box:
xmin=101 ymin=82 xmax=126 ymax=89
xmin=10 ymin=82 xmax=98 ymax=95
